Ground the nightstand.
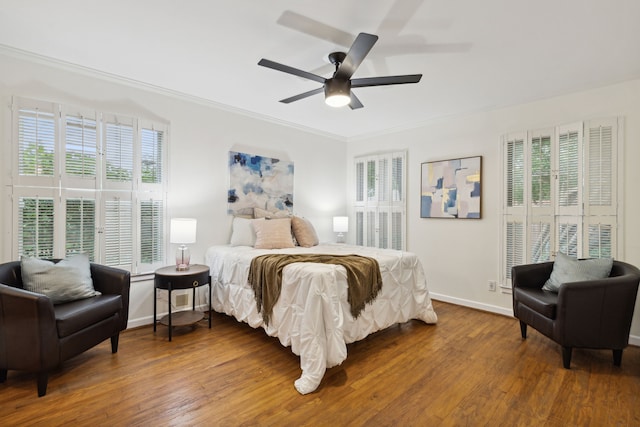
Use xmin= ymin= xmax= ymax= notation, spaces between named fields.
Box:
xmin=153 ymin=264 xmax=212 ymax=341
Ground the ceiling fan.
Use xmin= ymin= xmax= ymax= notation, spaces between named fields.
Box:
xmin=258 ymin=32 xmax=422 ymax=109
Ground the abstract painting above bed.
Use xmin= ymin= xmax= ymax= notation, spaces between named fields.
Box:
xmin=205 ymin=243 xmax=438 ymax=395
xmin=227 ymin=151 xmax=294 ymax=216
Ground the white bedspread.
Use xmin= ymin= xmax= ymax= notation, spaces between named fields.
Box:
xmin=205 ymin=244 xmax=438 ymax=394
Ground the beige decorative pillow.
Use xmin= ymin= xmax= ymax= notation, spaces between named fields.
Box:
xmin=291 ymin=216 xmax=319 ymax=247
xmin=254 ymin=207 xmax=291 ymax=219
xmin=253 ymin=218 xmax=295 ymax=249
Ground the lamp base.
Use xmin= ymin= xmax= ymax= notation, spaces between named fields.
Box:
xmin=336 ymin=232 xmax=345 ymax=244
xmin=175 ymin=245 xmax=191 ymax=271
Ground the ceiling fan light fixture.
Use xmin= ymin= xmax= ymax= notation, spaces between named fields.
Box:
xmin=324 ymin=78 xmax=351 ymax=108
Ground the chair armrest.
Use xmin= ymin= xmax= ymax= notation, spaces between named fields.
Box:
xmin=0 ymin=284 xmax=60 ymax=370
xmin=512 ymin=262 xmax=554 ymax=290
xmin=89 ymin=264 xmax=131 ymax=331
xmin=555 ymin=276 xmax=640 ymax=346
xmin=90 ymin=264 xmax=130 ymax=295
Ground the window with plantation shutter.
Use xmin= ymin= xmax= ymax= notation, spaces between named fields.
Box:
xmin=103 ymin=195 xmax=134 ymax=269
xmin=65 ymin=197 xmax=96 ymax=260
xmin=501 ymin=118 xmax=621 ymax=287
xmin=503 ymin=134 xmax=526 ymax=281
xmin=17 ymin=102 xmax=56 ymax=187
xmin=17 ymin=196 xmax=55 ymax=259
xmin=11 ymin=97 xmax=167 ymax=274
xmin=104 ymin=116 xmax=134 ymax=186
xmin=140 ymin=198 xmax=164 ymax=266
xmin=354 ymin=151 xmax=406 ymax=250
xmin=64 ymin=112 xmax=97 ymax=178
xmin=141 ymin=127 xmax=164 ymax=185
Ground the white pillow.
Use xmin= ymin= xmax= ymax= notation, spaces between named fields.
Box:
xmin=21 ymin=254 xmax=100 ymax=304
xmin=230 ymin=217 xmax=264 ymax=246
xmin=253 ymin=218 xmax=295 ymax=249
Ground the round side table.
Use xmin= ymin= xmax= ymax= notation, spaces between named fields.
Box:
xmin=153 ymin=264 xmax=212 ymax=341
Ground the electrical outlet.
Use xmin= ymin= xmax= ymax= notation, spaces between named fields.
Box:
xmin=488 ymin=280 xmax=497 ymax=292
xmin=175 ymin=294 xmax=189 ymax=307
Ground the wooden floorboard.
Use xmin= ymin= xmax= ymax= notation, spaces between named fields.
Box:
xmin=1 ymin=300 xmax=640 ymax=426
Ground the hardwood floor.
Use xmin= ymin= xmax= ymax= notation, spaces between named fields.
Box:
xmin=2 ymin=300 xmax=640 ymax=426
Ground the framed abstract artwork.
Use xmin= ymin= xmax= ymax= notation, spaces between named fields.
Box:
xmin=420 ymin=156 xmax=482 ymax=219
xmin=227 ymin=151 xmax=294 ymax=216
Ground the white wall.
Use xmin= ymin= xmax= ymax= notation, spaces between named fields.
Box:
xmin=347 ymin=78 xmax=640 ymax=341
xmin=0 ymin=51 xmax=348 ymax=327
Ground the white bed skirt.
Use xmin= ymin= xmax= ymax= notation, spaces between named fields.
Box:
xmin=205 ymin=244 xmax=437 ymax=394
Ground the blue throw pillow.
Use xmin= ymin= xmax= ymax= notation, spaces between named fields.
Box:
xmin=21 ymin=254 xmax=101 ymax=304
xmin=542 ymin=252 xmax=613 ymax=292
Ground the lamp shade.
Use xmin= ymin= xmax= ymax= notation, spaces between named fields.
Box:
xmin=170 ymin=218 xmax=197 ymax=244
xmin=333 ymin=216 xmax=349 ymax=233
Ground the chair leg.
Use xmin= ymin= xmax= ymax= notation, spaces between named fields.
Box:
xmin=111 ymin=334 xmax=120 ymax=353
xmin=613 ymin=349 xmax=623 ymax=366
xmin=562 ymin=346 xmax=572 ymax=369
xmin=519 ymin=321 xmax=527 ymax=339
xmin=0 ymin=369 xmax=7 ymax=383
xmin=37 ymin=372 xmax=48 ymax=397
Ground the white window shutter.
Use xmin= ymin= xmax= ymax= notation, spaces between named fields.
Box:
xmin=102 ymin=193 xmax=133 ymax=270
xmin=14 ymin=98 xmax=58 ymax=188
xmin=103 ymin=114 xmax=135 ymax=190
xmin=139 ymin=121 xmax=167 ymax=191
xmin=353 ymin=151 xmax=406 ymax=250
xmin=64 ymin=194 xmax=97 ymax=260
xmin=583 ymin=117 xmax=619 ymax=258
xmin=555 ymin=124 xmax=583 ymax=216
xmin=16 ymin=194 xmax=55 ymax=259
xmin=61 ymin=106 xmax=98 ymax=189
xmin=355 ymin=210 xmax=364 ymax=246
xmin=504 ymin=218 xmax=525 ymax=283
xmin=139 ymin=197 xmax=165 ymax=271
xmin=355 ymin=160 xmax=365 ymax=204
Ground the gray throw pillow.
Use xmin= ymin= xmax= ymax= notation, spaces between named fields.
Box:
xmin=542 ymin=252 xmax=613 ymax=292
xmin=21 ymin=254 xmax=101 ymax=304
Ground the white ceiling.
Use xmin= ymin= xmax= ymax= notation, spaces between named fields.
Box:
xmin=1 ymin=0 xmax=639 ymax=140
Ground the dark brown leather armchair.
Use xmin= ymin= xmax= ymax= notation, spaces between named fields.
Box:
xmin=0 ymin=260 xmax=130 ymax=396
xmin=512 ymin=260 xmax=640 ymax=369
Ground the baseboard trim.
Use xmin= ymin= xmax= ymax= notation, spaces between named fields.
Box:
xmin=429 ymin=293 xmax=640 ymax=347
xmin=126 ymin=304 xmax=210 ymax=330
xmin=430 ymin=293 xmax=513 ymax=317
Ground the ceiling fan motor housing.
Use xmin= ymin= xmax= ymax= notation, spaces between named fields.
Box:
xmin=325 ymin=78 xmax=350 ymax=97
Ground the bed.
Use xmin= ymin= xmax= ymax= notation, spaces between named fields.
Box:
xmin=205 ymin=242 xmax=438 ymax=395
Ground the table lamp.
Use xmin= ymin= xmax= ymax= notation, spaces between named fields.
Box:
xmin=333 ymin=216 xmax=348 ymax=243
xmin=170 ymin=218 xmax=197 ymax=270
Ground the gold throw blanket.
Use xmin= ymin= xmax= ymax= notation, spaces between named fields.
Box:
xmin=248 ymin=254 xmax=383 ymax=326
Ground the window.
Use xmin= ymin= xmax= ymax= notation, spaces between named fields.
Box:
xmin=501 ymin=118 xmax=621 ymax=286
xmin=354 ymin=151 xmax=406 ymax=250
xmin=11 ymin=97 xmax=168 ymax=274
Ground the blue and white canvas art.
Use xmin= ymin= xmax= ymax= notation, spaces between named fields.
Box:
xmin=227 ymin=151 xmax=294 ymax=215
xmin=421 ymin=156 xmax=481 ymax=219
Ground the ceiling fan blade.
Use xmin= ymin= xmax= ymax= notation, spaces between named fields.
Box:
xmin=351 ymin=74 xmax=422 ymax=88
xmin=277 ymin=11 xmax=354 ymax=47
xmin=349 ymin=92 xmax=364 ymax=110
xmin=376 ymin=42 xmax=472 ymax=55
xmin=258 ymin=59 xmax=326 ymax=84
xmin=335 ymin=32 xmax=379 ymax=80
xmin=378 ymin=0 xmax=425 ymax=36
xmin=279 ymin=87 xmax=324 ymax=104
